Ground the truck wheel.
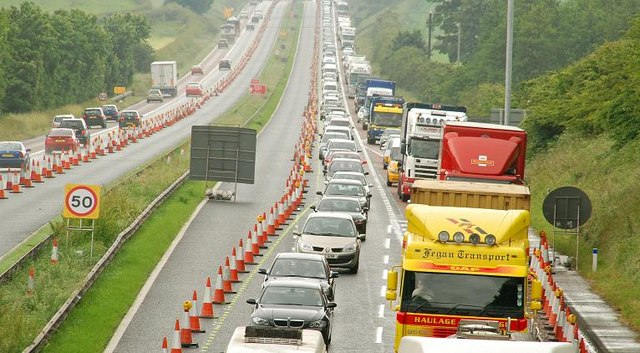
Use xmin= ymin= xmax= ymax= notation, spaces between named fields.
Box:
xmin=400 ymin=194 xmax=409 ymax=202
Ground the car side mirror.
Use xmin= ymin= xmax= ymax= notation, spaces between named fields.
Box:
xmin=246 ymin=299 xmax=257 ymax=305
xmin=327 ymin=302 xmax=337 ymax=309
xmin=358 ymin=234 xmax=366 ymax=241
xmin=367 ymin=194 xmax=372 ymax=198
xmin=368 ymin=184 xmax=373 ymax=187
xmin=364 ymin=172 xmax=369 ymax=175
xmin=26 ymin=148 xmax=31 ymax=152
xmin=330 ymin=271 xmax=340 ymax=279
xmin=316 ymin=191 xmax=323 ymax=196
xmin=310 ymin=205 xmax=317 ymax=211
xmin=363 ymin=206 xmax=370 ymax=211
xmin=258 ymin=268 xmax=267 ymax=275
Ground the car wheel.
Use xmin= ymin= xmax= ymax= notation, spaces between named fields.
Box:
xmin=387 ymin=179 xmax=393 ymax=187
xmin=383 ymin=163 xmax=388 ymax=170
xmin=350 ymin=258 xmax=359 ymax=274
xmin=102 ymin=122 xmax=107 ymax=128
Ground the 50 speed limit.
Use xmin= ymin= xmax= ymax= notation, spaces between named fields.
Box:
xmin=63 ymin=184 xmax=101 ymax=219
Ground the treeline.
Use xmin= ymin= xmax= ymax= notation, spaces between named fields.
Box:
xmin=351 ymin=0 xmax=640 ymax=116
xmin=0 ymin=2 xmax=153 ymax=113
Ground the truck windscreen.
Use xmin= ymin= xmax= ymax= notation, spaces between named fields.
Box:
xmin=408 ymin=139 xmax=439 ymax=159
xmin=371 ymin=112 xmax=402 ymax=127
xmin=400 ymin=271 xmax=524 ymax=318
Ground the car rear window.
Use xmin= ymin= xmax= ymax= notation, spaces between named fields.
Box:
xmin=50 ymin=129 xmax=73 ymax=137
xmin=61 ymin=121 xmax=83 ymax=129
xmin=0 ymin=142 xmax=21 ymax=150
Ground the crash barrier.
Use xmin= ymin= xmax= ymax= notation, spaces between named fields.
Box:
xmin=161 ymin=0 xmax=321 ymax=349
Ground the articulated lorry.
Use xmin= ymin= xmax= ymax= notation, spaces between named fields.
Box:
xmin=365 ymin=96 xmax=405 ymax=144
xmin=397 ymin=103 xmax=467 ymax=202
xmin=386 ymin=204 xmax=542 ymax=352
xmin=439 ymin=121 xmax=527 ymax=184
xmin=150 ymin=61 xmax=178 ymax=97
xmin=345 ymin=58 xmax=371 ymax=99
xmin=359 ymin=79 xmax=396 ymax=125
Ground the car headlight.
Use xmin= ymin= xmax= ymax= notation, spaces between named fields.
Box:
xmin=252 ymin=317 xmax=270 ymax=326
xmin=309 ymin=320 xmax=327 ymax=328
xmin=343 ymin=243 xmax=357 ymax=252
xmin=298 ymin=241 xmax=314 ymax=252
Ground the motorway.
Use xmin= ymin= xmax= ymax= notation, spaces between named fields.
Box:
xmin=105 ymin=0 xmax=410 ymax=352
xmin=0 ymin=1 xmax=275 ymax=258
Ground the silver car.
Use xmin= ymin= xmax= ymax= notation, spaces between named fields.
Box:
xmin=294 ymin=212 xmax=364 ymax=273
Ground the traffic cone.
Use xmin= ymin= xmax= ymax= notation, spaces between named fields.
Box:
xmin=243 ymin=236 xmax=257 ymax=265
xmin=212 ymin=266 xmax=229 ymax=304
xmin=249 ymin=230 xmax=262 ymax=257
xmin=51 ymin=238 xmax=59 ymax=264
xmin=27 ymin=267 xmax=35 ymax=295
xmin=162 ymin=336 xmax=168 ymax=353
xmin=222 ymin=257 xmax=236 ymax=293
xmin=189 ymin=292 xmax=205 ymax=333
xmin=229 ymin=251 xmax=241 ymax=282
xmin=170 ymin=320 xmax=182 ymax=353
xmin=10 ymin=172 xmax=21 ymax=193
xmin=255 ymin=223 xmax=267 ymax=248
xmin=267 ymin=208 xmax=276 ymax=236
xmin=200 ymin=278 xmax=216 ymax=319
xmin=0 ymin=175 xmax=7 ymax=199
xmin=180 ymin=302 xmax=198 ymax=348
xmin=262 ymin=212 xmax=271 ymax=240
xmin=234 ymin=246 xmax=248 ymax=273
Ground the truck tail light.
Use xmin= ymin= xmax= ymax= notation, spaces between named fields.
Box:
xmin=510 ymin=318 xmax=528 ymax=331
xmin=396 ymin=311 xmax=407 ymax=324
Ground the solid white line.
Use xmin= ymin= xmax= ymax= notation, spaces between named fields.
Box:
xmin=378 ymin=304 xmax=385 ymax=318
xmin=104 ymin=197 xmax=210 ymax=353
xmin=383 ymin=255 xmax=389 ymax=264
xmin=375 ymin=327 xmax=383 ymax=343
xmin=380 ymin=285 xmax=386 ymax=297
xmin=384 ymin=238 xmax=391 ymax=249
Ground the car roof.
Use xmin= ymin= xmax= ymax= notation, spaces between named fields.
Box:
xmin=308 ymin=211 xmax=354 ymax=221
xmin=327 ymin=138 xmax=353 ymax=144
xmin=332 ymin=171 xmax=366 ymax=177
xmin=120 ymin=110 xmax=139 ymax=114
xmin=263 ymin=279 xmax=322 ymax=289
xmin=326 ymin=178 xmax=364 ymax=186
xmin=274 ymin=252 xmax=326 ymax=261
xmin=319 ymin=195 xmax=361 ymax=203
xmin=49 ymin=128 xmax=75 ymax=134
xmin=61 ymin=118 xmax=84 ymax=123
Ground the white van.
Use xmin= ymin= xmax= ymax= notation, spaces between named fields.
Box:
xmin=322 ymin=63 xmax=338 ymax=76
xmin=322 ymin=80 xmax=339 ymax=95
xmin=324 ymin=125 xmax=352 ymax=141
xmin=225 ymin=326 xmax=327 ymax=353
xmin=398 ymin=336 xmax=577 ymax=353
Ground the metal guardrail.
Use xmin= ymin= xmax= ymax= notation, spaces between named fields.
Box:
xmin=111 ymin=91 xmax=133 ymax=102
xmin=21 ymin=170 xmax=189 ymax=353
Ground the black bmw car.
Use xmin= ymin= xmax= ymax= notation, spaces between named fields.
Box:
xmin=247 ymin=280 xmax=336 ymax=344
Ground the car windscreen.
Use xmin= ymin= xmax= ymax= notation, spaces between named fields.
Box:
xmin=270 ymin=259 xmax=327 ymax=279
xmin=260 ymin=286 xmax=323 ymax=306
xmin=317 ymin=199 xmax=361 ymax=213
xmin=327 ymin=141 xmax=356 ymax=151
xmin=60 ymin=121 xmax=83 ymax=129
xmin=322 ymin=133 xmax=348 ymax=143
xmin=303 ymin=217 xmax=356 ymax=237
xmin=332 ymin=173 xmax=365 ymax=184
xmin=328 ymin=161 xmax=363 ymax=174
xmin=49 ymin=129 xmax=73 ymax=137
xmin=325 ymin=182 xmax=365 ymax=197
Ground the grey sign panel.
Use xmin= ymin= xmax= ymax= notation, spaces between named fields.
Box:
xmin=490 ymin=108 xmax=526 ymax=126
xmin=190 ymin=125 xmax=257 ymax=184
xmin=542 ymin=186 xmax=592 ymax=229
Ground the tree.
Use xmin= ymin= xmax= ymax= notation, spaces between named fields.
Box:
xmin=166 ymin=0 xmax=214 ymax=13
xmin=391 ymin=30 xmax=426 ymax=52
xmin=102 ymin=13 xmax=152 ymax=88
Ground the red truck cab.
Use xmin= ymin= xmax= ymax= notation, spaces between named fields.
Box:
xmin=438 ymin=121 xmax=526 ymax=184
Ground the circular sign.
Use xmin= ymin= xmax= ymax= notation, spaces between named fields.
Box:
xmin=542 ymin=186 xmax=591 ymax=229
xmin=63 ymin=184 xmax=101 ymax=219
xmin=98 ymin=92 xmax=108 ymax=101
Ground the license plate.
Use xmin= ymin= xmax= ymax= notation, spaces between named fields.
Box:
xmin=326 ymin=254 xmax=338 ymax=259
xmin=1 ymin=154 xmax=13 ymax=158
xmin=56 ymin=139 xmax=64 ymax=142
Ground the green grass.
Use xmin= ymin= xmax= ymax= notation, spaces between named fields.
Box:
xmin=43 ymin=180 xmax=205 ymax=352
xmin=527 ymin=133 xmax=640 ymax=331
xmin=0 ymin=2 xmax=304 ymax=352
xmin=0 ymin=0 xmax=144 ymax=14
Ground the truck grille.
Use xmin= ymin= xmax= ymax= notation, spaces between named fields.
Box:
xmin=414 ymin=165 xmax=438 ymax=179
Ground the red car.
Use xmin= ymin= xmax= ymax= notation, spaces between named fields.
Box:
xmin=186 ymin=82 xmax=203 ymax=97
xmin=45 ymin=128 xmax=80 ymax=154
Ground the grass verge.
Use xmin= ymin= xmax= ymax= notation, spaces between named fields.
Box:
xmin=528 ymin=133 xmax=640 ymax=331
xmin=0 ymin=2 xmax=305 ymax=352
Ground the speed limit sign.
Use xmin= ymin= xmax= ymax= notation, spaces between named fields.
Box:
xmin=63 ymin=184 xmax=101 ymax=219
xmin=98 ymin=92 xmax=108 ymax=102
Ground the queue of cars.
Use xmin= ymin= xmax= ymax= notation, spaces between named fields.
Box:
xmin=241 ymin=2 xmax=374 ymax=350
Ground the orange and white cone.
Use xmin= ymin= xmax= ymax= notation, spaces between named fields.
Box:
xmin=200 ymin=278 xmax=216 ymax=318
xmin=27 ymin=267 xmax=35 ymax=295
xmin=229 ymin=251 xmax=241 ymax=282
xmin=262 ymin=212 xmax=270 ymax=239
xmin=267 ymin=208 xmax=276 ymax=236
xmin=189 ymin=292 xmax=205 ymax=333
xmin=170 ymin=320 xmax=182 ymax=353
xmin=249 ymin=230 xmax=262 ymax=257
xmin=234 ymin=246 xmax=248 ymax=273
xmin=222 ymin=257 xmax=236 ymax=293
xmin=51 ymin=238 xmax=59 ymax=264
xmin=212 ymin=266 xmax=229 ymax=304
xmin=180 ymin=302 xmax=198 ymax=348
xmin=0 ymin=175 xmax=7 ymax=199
xmin=162 ymin=336 xmax=168 ymax=353
xmin=243 ymin=237 xmax=257 ymax=265
xmin=256 ymin=223 xmax=267 ymax=248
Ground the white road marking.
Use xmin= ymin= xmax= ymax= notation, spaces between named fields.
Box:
xmin=387 ymin=224 xmax=392 ymax=234
xmin=380 ymin=286 xmax=386 ymax=297
xmin=375 ymin=327 xmax=383 ymax=343
xmin=383 ymin=255 xmax=389 ymax=264
xmin=382 ymin=269 xmax=388 ymax=280
xmin=367 ymin=146 xmax=384 ymax=157
xmin=378 ymin=304 xmax=385 ymax=318
xmin=384 ymin=238 xmax=391 ymax=249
